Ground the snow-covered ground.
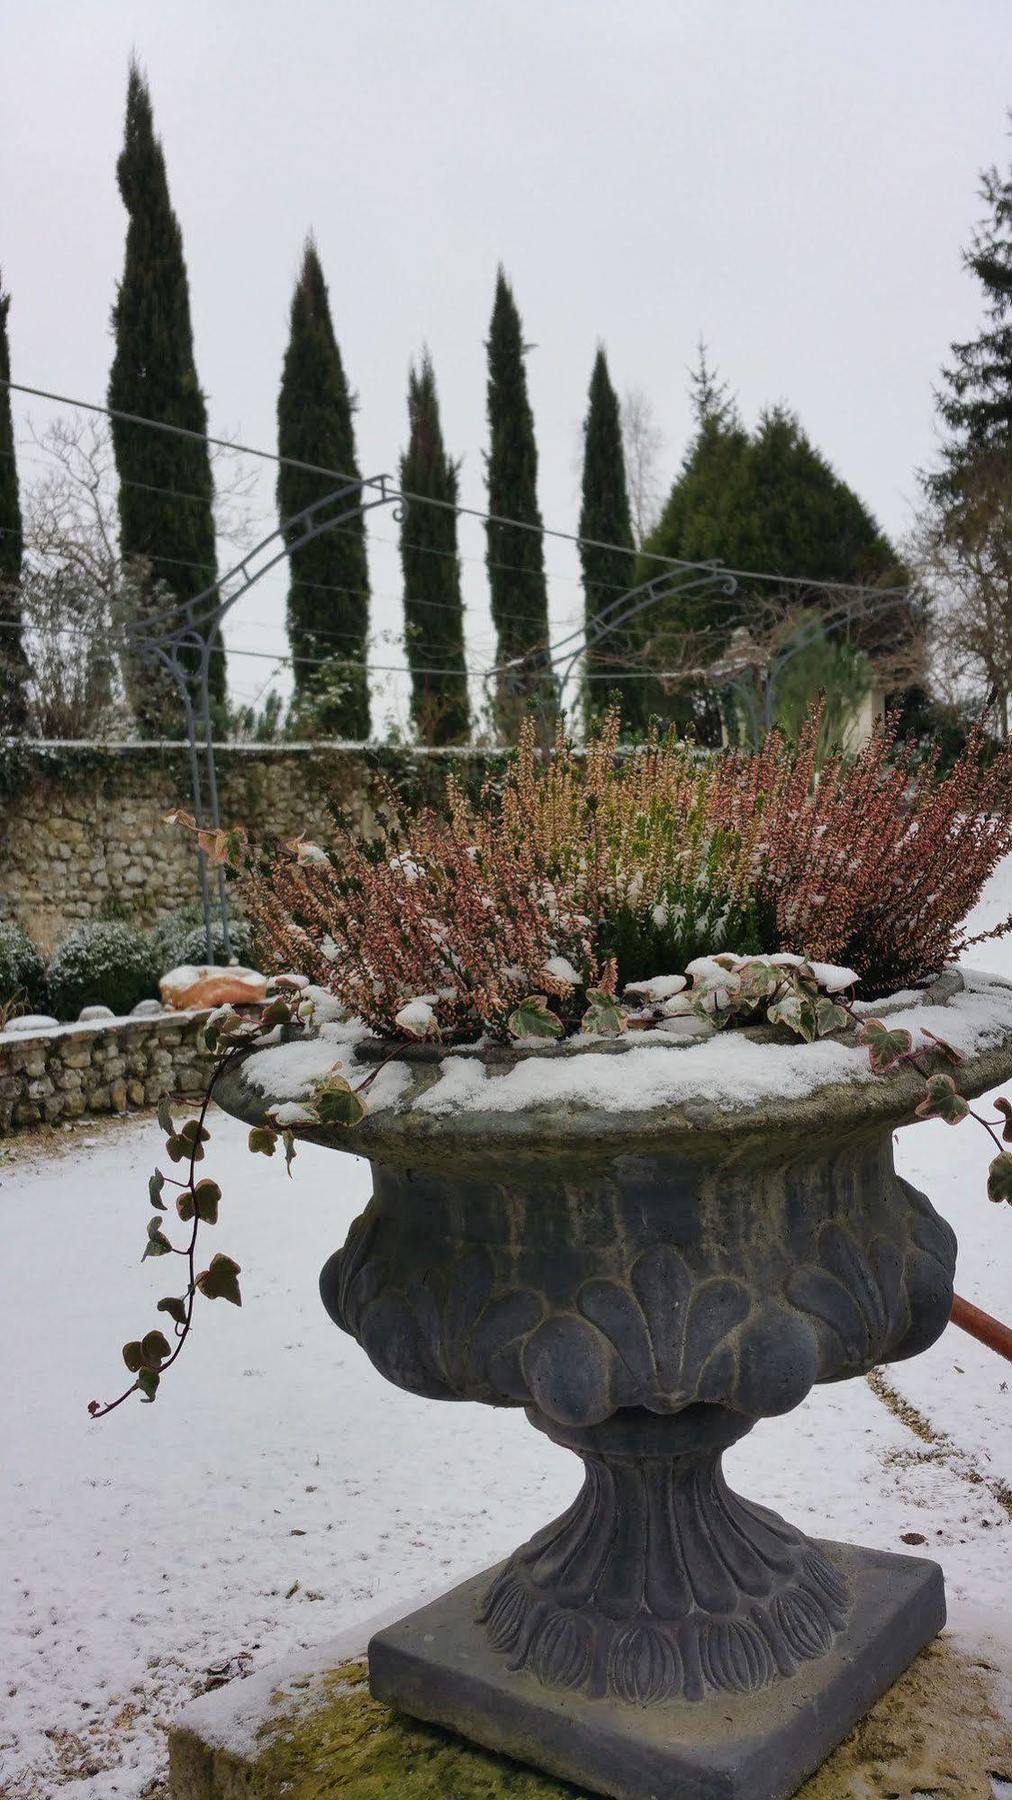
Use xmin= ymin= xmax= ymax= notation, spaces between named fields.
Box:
xmin=3 ymin=871 xmax=1012 ymax=1798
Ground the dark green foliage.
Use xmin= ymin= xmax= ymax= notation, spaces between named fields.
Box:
xmin=0 ymin=270 xmax=28 ymax=734
xmin=642 ymin=362 xmax=905 ymax=732
xmin=0 ymin=921 xmax=46 ymax=1009
xmin=277 ymin=240 xmax=370 ymax=739
xmin=399 ymin=352 xmax=469 ymax=744
xmin=108 ymin=63 xmax=223 ymax=734
xmin=930 ymin=137 xmax=1012 ymax=514
xmin=579 ymin=350 xmax=643 ymax=733
xmin=484 ymin=269 xmax=555 ymax=739
xmin=150 ymin=913 xmax=254 ymax=973
xmin=647 ymin=403 xmax=899 ymax=604
xmin=47 ymin=920 xmax=159 ymax=1020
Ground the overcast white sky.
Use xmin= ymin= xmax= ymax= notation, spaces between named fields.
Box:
xmin=3 ymin=0 xmax=1011 ymax=728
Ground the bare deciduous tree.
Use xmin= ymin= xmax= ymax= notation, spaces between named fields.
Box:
xmin=620 ymin=387 xmax=665 ymax=547
xmin=907 ymin=472 xmax=1012 ymax=739
xmin=17 ymin=415 xmax=260 ymax=738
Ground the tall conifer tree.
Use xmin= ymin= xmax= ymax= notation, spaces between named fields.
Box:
xmin=0 ymin=271 xmax=28 ymax=733
xmin=277 ymin=239 xmax=370 ymax=739
xmin=484 ymin=268 xmax=554 ymax=739
xmin=399 ymin=352 xmax=469 ymax=745
xmin=932 ymin=141 xmax=1012 ymax=509
xmin=108 ymin=61 xmax=223 ymax=734
xmin=579 ymin=348 xmax=640 ymax=731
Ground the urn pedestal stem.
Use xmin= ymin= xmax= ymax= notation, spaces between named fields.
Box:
xmin=480 ymin=1407 xmax=851 ymax=1707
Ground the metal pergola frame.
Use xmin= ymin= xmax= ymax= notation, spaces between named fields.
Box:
xmin=126 ymin=474 xmax=399 ymax=961
xmin=127 ymin=475 xmax=747 ymax=960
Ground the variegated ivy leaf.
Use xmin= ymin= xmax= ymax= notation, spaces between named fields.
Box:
xmin=507 ymin=995 xmax=565 ymax=1041
xmin=283 ymin=833 xmax=330 ymax=866
xmin=914 ymin=1072 xmax=969 ymax=1126
xmin=196 ymin=1253 xmax=243 ymax=1306
xmin=767 ymin=991 xmax=818 ymax=1043
xmin=157 ymin=1296 xmax=188 ymax=1327
xmin=311 ymin=1068 xmax=368 ymax=1128
xmin=994 ymin=1097 xmax=1012 ymax=1143
xmin=580 ymin=989 xmax=626 ymax=1037
xmin=815 ymin=998 xmax=849 ymax=1037
xmin=736 ymin=960 xmax=780 ymax=1001
xmin=858 ymin=1018 xmax=913 ymax=1074
xmin=148 ymin=1169 xmax=166 ymax=1210
xmin=204 ymin=1006 xmax=266 ymax=1053
xmin=259 ymin=997 xmax=293 ymax=1032
xmin=921 ymin=1029 xmax=964 ymax=1066
xmin=192 ymin=1178 xmax=221 ymax=1223
xmin=157 ymin=1096 xmax=175 ymax=1137
xmin=142 ymin=1216 xmax=173 ymax=1260
xmin=163 ymin=807 xmax=197 ymax=831
xmin=986 ymin=1151 xmax=1012 ymax=1204
xmin=197 ymin=826 xmax=248 ymax=871
xmin=122 ymin=1329 xmax=169 ymax=1373
xmin=282 ymin=1130 xmax=297 ymax=1176
xmin=248 ymin=1125 xmax=278 ymax=1156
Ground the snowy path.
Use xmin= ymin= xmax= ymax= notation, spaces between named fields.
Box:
xmin=2 ymin=904 xmax=1012 ymax=1796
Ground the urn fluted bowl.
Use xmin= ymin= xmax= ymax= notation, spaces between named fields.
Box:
xmin=215 ymin=969 xmax=1012 ymax=1800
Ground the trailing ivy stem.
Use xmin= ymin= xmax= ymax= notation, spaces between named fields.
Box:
xmin=88 ymin=1045 xmax=243 ymax=1420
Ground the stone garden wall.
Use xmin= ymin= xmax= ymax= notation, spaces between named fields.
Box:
xmin=0 ymin=741 xmax=499 ymax=949
xmin=0 ymin=1008 xmax=212 ymax=1134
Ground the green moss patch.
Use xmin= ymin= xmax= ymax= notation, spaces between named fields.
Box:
xmin=170 ymin=1641 xmax=1012 ymax=1800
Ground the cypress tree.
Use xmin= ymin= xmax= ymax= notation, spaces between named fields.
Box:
xmin=108 ymin=61 xmax=223 ymax=734
xmin=0 ymin=270 xmax=28 ymax=733
xmin=578 ymin=348 xmax=641 ymax=732
xmin=277 ymin=239 xmax=370 ymax=739
xmin=399 ymin=352 xmax=469 ymax=745
xmin=484 ymin=268 xmax=555 ymax=739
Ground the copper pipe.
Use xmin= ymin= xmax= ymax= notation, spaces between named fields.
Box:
xmin=951 ymin=1292 xmax=1012 ymax=1363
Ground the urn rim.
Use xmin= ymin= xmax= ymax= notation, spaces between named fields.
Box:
xmin=213 ymin=966 xmax=1012 ymax=1164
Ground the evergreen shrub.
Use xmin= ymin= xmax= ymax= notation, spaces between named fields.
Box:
xmin=47 ymin=921 xmax=159 ymax=1020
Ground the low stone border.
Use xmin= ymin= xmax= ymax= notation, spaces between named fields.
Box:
xmin=0 ymin=1009 xmax=213 ymax=1133
xmin=167 ymin=1624 xmax=1012 ymax=1799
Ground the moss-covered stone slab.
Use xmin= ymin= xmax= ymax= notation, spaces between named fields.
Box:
xmin=168 ymin=1634 xmax=1012 ymax=1800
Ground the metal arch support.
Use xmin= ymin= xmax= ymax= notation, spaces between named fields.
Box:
xmin=125 ymin=474 xmax=399 ymax=962
xmin=494 ymin=563 xmax=740 ymax=723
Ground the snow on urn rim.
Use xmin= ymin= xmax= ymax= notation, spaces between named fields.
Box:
xmin=214 ymin=966 xmax=1012 ymax=1157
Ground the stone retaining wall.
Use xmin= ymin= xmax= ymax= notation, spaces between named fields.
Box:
xmin=0 ymin=1009 xmax=213 ymax=1134
xmin=0 ymin=741 xmax=498 ymax=949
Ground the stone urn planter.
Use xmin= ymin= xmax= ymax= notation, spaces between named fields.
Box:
xmin=215 ymin=970 xmax=1012 ymax=1800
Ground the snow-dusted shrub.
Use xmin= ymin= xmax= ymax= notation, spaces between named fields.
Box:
xmin=0 ymin=922 xmax=47 ymax=1012
xmin=47 ymin=921 xmax=159 ymax=1021
xmin=151 ymin=913 xmax=254 ymax=974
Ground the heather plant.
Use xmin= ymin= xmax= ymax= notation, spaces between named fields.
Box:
xmin=712 ymin=707 xmax=1012 ymax=993
xmin=226 ymin=704 xmax=1012 ymax=1033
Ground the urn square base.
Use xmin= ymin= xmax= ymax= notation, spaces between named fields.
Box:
xmin=368 ymin=1541 xmax=945 ymax=1800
